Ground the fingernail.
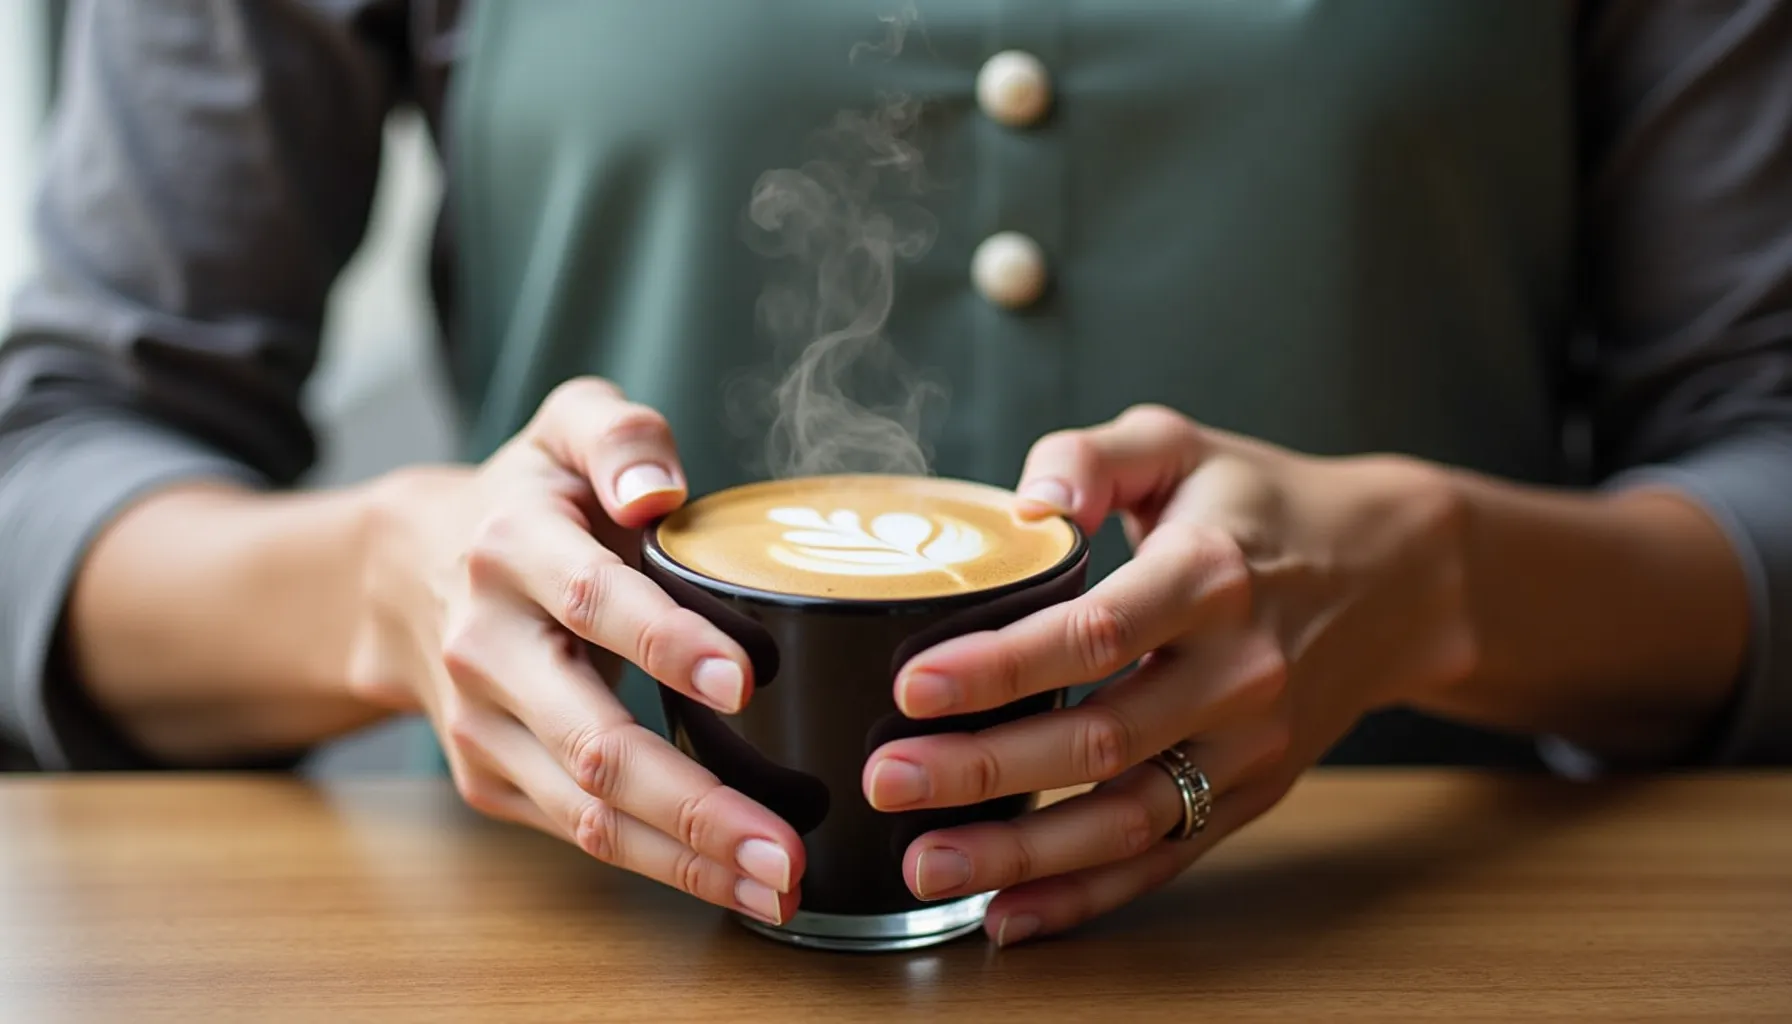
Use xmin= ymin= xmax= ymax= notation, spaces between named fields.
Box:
xmin=914 ymin=848 xmax=973 ymax=900
xmin=735 ymin=838 xmax=792 ymax=893
xmin=899 ymin=671 xmax=959 ymax=717
xmin=995 ymin=913 xmax=1041 ymax=948
xmin=868 ymin=758 xmax=930 ymax=810
xmin=692 ymin=658 xmax=745 ymax=713
xmin=1017 ymin=479 xmax=1074 ymax=515
xmin=615 ymin=463 xmax=680 ymax=507
xmin=735 ymin=877 xmax=783 ymax=925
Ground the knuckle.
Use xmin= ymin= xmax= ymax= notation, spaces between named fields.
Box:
xmin=1003 ymin=831 xmax=1040 ymax=888
xmin=673 ymin=788 xmax=723 ymax=853
xmin=1030 ymin=426 xmax=1081 ymax=454
xmin=1114 ymin=797 xmax=1157 ymax=856
xmin=990 ymin=641 xmax=1030 ymax=704
xmin=438 ymin=622 xmax=481 ymax=682
xmin=1028 ymin=428 xmax=1099 ymax=478
xmin=972 ymin=825 xmax=1036 ymax=890
xmin=567 ymin=722 xmax=631 ymax=798
xmin=344 ymin=662 xmax=413 ymax=711
xmin=559 ymin=561 xmax=617 ymax=638
xmin=1073 ymin=705 xmax=1137 ymax=782
xmin=631 ymin=612 xmax=684 ymax=679
xmin=439 ymin=699 xmax=488 ymax=757
xmin=959 ymin=743 xmax=1005 ymax=803
xmin=1234 ymin=635 xmax=1290 ymax=711
xmin=464 ymin=511 xmax=525 ymax=583
xmin=545 ymin=376 xmax=623 ymax=414
xmin=463 ymin=787 xmax=508 ymax=820
xmin=451 ymin=766 xmax=507 ymax=819
xmin=1181 ymin=525 xmax=1254 ymax=615
xmin=1118 ymin=402 xmax=1189 ymax=435
xmin=439 ymin=612 xmax=504 ymax=691
xmin=672 ymin=847 xmax=709 ymax=898
xmin=575 ymin=800 xmax=623 ymax=864
xmin=440 ymin=609 xmax=512 ymax=695
xmin=1054 ymin=432 xmax=1100 ymax=472
xmin=600 ymin=404 xmax=673 ymax=448
xmin=1068 ymin=601 xmax=1135 ymax=677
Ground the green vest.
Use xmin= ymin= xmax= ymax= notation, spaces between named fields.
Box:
xmin=448 ymin=0 xmax=1575 ymax=767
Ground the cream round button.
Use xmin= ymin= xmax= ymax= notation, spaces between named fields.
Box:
xmin=972 ymin=231 xmax=1049 ymax=309
xmin=976 ymin=50 xmax=1053 ymax=128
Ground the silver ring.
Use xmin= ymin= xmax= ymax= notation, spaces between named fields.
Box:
xmin=1148 ymin=746 xmax=1212 ymax=841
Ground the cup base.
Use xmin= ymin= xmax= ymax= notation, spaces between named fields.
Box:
xmin=734 ymin=892 xmax=994 ymax=952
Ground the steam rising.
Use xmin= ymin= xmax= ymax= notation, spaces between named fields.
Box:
xmin=742 ymin=5 xmax=943 ymax=479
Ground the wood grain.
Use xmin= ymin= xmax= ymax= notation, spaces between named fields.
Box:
xmin=1 ymin=771 xmax=1788 ymax=1022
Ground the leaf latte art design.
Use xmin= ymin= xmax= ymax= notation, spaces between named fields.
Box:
xmin=765 ymin=506 xmax=986 ymax=581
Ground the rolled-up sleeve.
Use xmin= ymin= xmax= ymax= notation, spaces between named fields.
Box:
xmin=0 ymin=0 xmax=399 ymax=769
xmin=1577 ymin=1 xmax=1792 ymax=765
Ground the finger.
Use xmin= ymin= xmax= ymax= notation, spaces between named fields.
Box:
xmin=868 ymin=636 xmax=1285 ymax=809
xmin=466 ymin=713 xmax=798 ymax=926
xmin=895 ymin=526 xmax=1250 ymax=717
xmin=896 ymin=723 xmax=1286 ymax=903
xmin=444 ymin=748 xmax=559 ymax=835
xmin=466 ymin=504 xmax=753 ymax=712
xmin=440 ymin=602 xmax=804 ymax=894
xmin=1014 ymin=404 xmax=1207 ymax=535
xmin=983 ymin=774 xmax=1293 ymax=947
xmin=526 ymin=378 xmax=689 ymax=528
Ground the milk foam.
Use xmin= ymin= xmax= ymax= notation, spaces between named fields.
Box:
xmin=654 ymin=475 xmax=1076 ymax=601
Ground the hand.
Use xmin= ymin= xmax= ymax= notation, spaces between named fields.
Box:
xmin=354 ymin=379 xmax=803 ymax=925
xmin=862 ymin=405 xmax=1476 ymax=945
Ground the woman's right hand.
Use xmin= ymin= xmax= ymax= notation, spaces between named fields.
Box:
xmin=352 ymin=378 xmax=803 ymax=925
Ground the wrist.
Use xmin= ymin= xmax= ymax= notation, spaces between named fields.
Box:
xmin=1347 ymin=455 xmax=1483 ymax=710
xmin=348 ymin=464 xmax=478 ymax=711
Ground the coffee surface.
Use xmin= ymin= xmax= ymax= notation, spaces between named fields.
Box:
xmin=655 ymin=475 xmax=1077 ymax=600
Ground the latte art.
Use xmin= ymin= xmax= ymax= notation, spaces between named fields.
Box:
xmin=654 ymin=475 xmax=1077 ymax=600
xmin=767 ymin=507 xmax=985 ymax=581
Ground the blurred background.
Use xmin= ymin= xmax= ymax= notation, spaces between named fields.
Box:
xmin=2 ymin=2 xmax=447 ymax=774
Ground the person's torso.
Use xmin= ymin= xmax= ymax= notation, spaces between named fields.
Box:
xmin=445 ymin=0 xmax=1579 ymax=767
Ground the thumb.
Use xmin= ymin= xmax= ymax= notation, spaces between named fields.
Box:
xmin=1014 ymin=404 xmax=1208 ymax=536
xmin=525 ymin=378 xmax=690 ymax=529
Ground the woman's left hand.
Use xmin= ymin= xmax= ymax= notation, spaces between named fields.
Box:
xmin=863 ymin=405 xmax=1480 ymax=946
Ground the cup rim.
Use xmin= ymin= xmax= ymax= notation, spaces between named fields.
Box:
xmin=641 ymin=481 xmax=1089 ymax=614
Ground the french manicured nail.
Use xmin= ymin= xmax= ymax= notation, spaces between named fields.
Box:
xmin=692 ymin=658 xmax=745 ymax=712
xmin=735 ymin=877 xmax=783 ymax=925
xmin=735 ymin=838 xmax=792 ymax=894
xmin=1017 ymin=478 xmax=1074 ymax=515
xmin=899 ymin=671 xmax=959 ymax=717
xmin=615 ymin=463 xmax=680 ymax=507
xmin=995 ymin=913 xmax=1041 ymax=948
xmin=914 ymin=849 xmax=973 ymax=900
xmin=868 ymin=758 xmax=930 ymax=810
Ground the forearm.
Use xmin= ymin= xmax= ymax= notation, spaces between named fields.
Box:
xmin=1417 ymin=471 xmax=1751 ymax=763
xmin=68 ymin=481 xmax=395 ymax=765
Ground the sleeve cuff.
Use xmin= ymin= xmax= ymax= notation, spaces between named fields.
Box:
xmin=1541 ymin=431 xmax=1792 ymax=773
xmin=0 ymin=415 xmax=265 ymax=770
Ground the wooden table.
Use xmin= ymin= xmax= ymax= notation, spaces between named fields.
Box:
xmin=1 ymin=771 xmax=1789 ymax=1022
